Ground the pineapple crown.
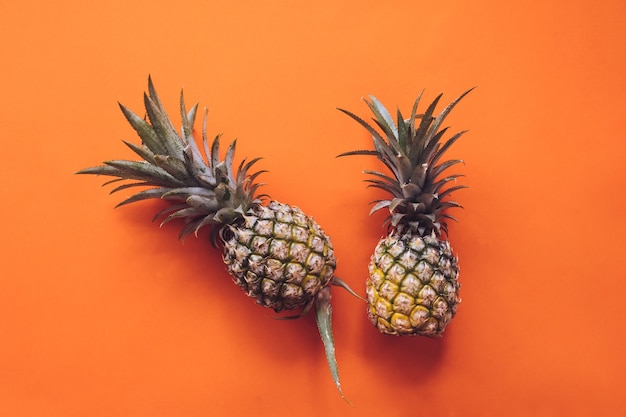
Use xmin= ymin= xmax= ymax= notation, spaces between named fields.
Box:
xmin=77 ymin=77 xmax=266 ymax=244
xmin=338 ymin=88 xmax=473 ymax=236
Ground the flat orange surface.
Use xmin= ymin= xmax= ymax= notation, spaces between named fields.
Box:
xmin=1 ymin=1 xmax=624 ymax=416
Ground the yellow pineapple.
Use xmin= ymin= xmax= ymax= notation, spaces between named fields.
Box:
xmin=339 ymin=89 xmax=472 ymax=336
xmin=77 ymin=77 xmax=359 ymax=397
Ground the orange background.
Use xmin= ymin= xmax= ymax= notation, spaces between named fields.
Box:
xmin=1 ymin=1 xmax=624 ymax=415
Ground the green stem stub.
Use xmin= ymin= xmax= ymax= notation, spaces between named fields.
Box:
xmin=314 ymin=285 xmax=349 ymax=403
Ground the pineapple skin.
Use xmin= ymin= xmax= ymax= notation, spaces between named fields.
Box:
xmin=222 ymin=201 xmax=336 ymax=312
xmin=366 ymin=231 xmax=460 ymax=336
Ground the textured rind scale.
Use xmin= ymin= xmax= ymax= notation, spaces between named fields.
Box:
xmin=366 ymin=231 xmax=460 ymax=336
xmin=222 ymin=201 xmax=336 ymax=312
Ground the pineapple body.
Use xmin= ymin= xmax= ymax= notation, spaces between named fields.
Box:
xmin=366 ymin=231 xmax=460 ymax=336
xmin=222 ymin=201 xmax=336 ymax=312
xmin=340 ymin=89 xmax=472 ymax=336
xmin=76 ymin=78 xmax=356 ymax=397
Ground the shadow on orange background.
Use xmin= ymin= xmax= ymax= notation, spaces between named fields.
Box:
xmin=0 ymin=1 xmax=624 ymax=416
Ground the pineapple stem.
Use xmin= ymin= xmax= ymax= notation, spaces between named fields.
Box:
xmin=314 ymin=286 xmax=351 ymax=404
xmin=331 ymin=276 xmax=366 ymax=302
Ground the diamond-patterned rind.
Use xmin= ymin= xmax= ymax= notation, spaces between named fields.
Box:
xmin=222 ymin=201 xmax=336 ymax=312
xmin=366 ymin=231 xmax=460 ymax=336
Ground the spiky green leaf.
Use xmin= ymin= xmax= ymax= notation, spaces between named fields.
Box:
xmin=369 ymin=199 xmax=391 ymax=215
xmin=143 ymin=93 xmax=184 ymax=159
xmin=396 ymin=108 xmax=408 ymax=150
xmin=428 ymin=160 xmax=465 ymax=183
xmin=115 ymin=188 xmax=169 ymax=207
xmin=437 ymin=184 xmax=468 ymax=200
xmin=161 ymin=187 xmax=216 ymax=200
xmin=104 ymin=160 xmax=186 ymax=186
xmin=366 ymin=95 xmax=398 ymax=140
xmin=314 ymin=286 xmax=347 ymax=402
xmin=118 ymin=103 xmax=167 ymax=156
xmin=430 ymin=131 xmax=467 ymax=168
xmin=427 ymin=87 xmax=475 ymax=144
xmin=123 ymin=140 xmax=156 ymax=164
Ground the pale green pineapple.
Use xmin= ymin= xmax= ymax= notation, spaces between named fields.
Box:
xmin=77 ymin=77 xmax=359 ymax=397
xmin=339 ymin=89 xmax=472 ymax=336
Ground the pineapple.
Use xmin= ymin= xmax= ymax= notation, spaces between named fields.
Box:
xmin=338 ymin=89 xmax=472 ymax=336
xmin=77 ymin=77 xmax=359 ymax=398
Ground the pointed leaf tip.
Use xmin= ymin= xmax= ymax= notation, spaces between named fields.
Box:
xmin=331 ymin=276 xmax=365 ymax=302
xmin=314 ymin=286 xmax=349 ymax=402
